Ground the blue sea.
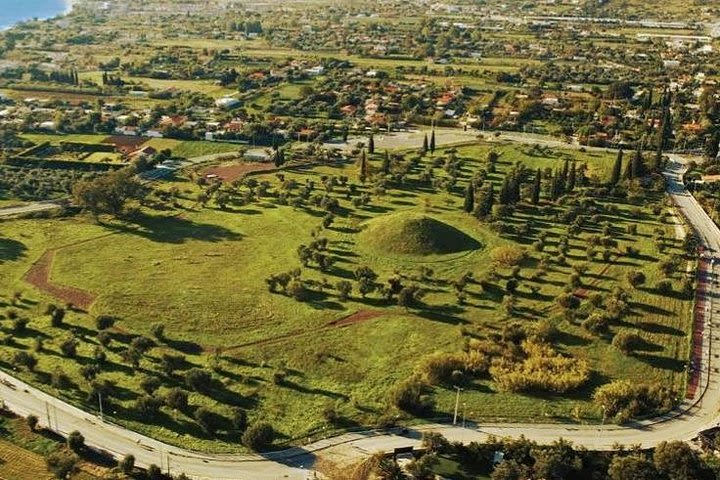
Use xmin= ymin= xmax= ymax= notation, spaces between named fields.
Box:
xmin=0 ymin=0 xmax=70 ymax=29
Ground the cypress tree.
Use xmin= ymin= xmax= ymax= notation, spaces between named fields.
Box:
xmin=475 ymin=183 xmax=495 ymax=218
xmin=644 ymin=88 xmax=653 ymax=111
xmin=499 ymin=175 xmax=511 ymax=205
xmin=463 ymin=184 xmax=474 ymax=213
xmin=551 ymin=171 xmax=563 ymax=201
xmin=577 ymin=163 xmax=588 ymax=187
xmin=274 ymin=148 xmax=284 ymax=168
xmin=359 ymin=150 xmax=368 ymax=183
xmin=704 ymin=131 xmax=720 ymax=160
xmin=430 ymin=129 xmax=436 ymax=155
xmin=422 ymin=134 xmax=429 ymax=154
xmin=627 ymin=144 xmax=644 ymax=180
xmin=531 ymin=168 xmax=541 ymax=205
xmin=567 ymin=162 xmax=576 ymax=192
xmin=368 ymin=134 xmax=375 ymax=154
xmin=382 ymin=150 xmax=391 ymax=174
xmin=561 ymin=159 xmax=569 ymax=187
xmin=510 ymin=173 xmax=521 ymax=204
xmin=611 ymin=149 xmax=623 ymax=185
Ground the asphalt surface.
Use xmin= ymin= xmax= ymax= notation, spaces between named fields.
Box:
xmin=0 ymin=151 xmax=718 ymax=479
xmin=0 ymin=200 xmax=63 ymax=217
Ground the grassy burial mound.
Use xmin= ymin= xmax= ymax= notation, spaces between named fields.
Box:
xmin=359 ymin=212 xmax=481 ymax=256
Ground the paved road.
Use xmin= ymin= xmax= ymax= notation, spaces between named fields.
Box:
xmin=1 ymin=151 xmax=719 ymax=479
xmin=0 ymin=200 xmax=64 ymax=218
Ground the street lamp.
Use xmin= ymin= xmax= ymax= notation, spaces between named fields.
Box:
xmin=453 ymin=386 xmax=463 ymax=425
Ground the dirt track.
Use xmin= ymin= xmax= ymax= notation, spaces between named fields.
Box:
xmin=23 ymin=250 xmax=96 ymax=311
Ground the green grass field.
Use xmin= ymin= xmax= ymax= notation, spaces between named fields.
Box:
xmin=0 ymin=140 xmax=693 ymax=451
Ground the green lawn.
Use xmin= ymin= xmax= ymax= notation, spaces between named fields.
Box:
xmin=0 ymin=141 xmax=693 ymax=451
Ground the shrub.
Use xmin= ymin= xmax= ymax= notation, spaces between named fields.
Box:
xmin=195 ymin=407 xmax=223 ymax=435
xmin=26 ymin=414 xmax=38 ymax=431
xmin=532 ymin=320 xmax=558 ymax=343
xmin=556 ymin=293 xmax=580 ymax=310
xmin=490 ymin=246 xmax=527 ymax=268
xmin=626 ymin=271 xmax=646 ymax=288
xmin=421 ymin=432 xmax=450 ymax=454
xmin=165 ymin=388 xmax=189 ymax=411
xmin=119 ymin=454 xmax=135 ymax=475
xmin=582 ymin=313 xmax=610 ymax=335
xmin=67 ymin=430 xmax=85 ymax=452
xmin=391 ymin=376 xmax=435 ymax=414
xmin=13 ymin=351 xmax=37 ymax=371
xmin=230 ymin=407 xmax=247 ymax=431
xmin=490 ymin=342 xmax=590 ymax=394
xmin=655 ymin=279 xmax=673 ymax=294
xmin=46 ymin=451 xmax=79 ymax=479
xmin=417 ymin=352 xmax=467 ymax=385
xmin=242 ymin=422 xmax=275 ymax=451
xmin=135 ymin=395 xmax=163 ymax=416
xmin=59 ymin=337 xmax=79 ymax=358
xmin=612 ymin=330 xmax=643 ymax=355
xmin=140 ymin=375 xmax=162 ymax=394
xmin=185 ymin=368 xmax=213 ymax=392
xmin=95 ymin=315 xmax=115 ymax=330
xmin=593 ymin=380 xmax=675 ymax=423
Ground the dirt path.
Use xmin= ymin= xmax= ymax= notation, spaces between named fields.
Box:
xmin=21 ymin=232 xmax=120 ymax=311
xmin=23 ymin=250 xmax=96 ymax=311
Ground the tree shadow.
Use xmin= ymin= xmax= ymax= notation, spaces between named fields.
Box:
xmin=107 ymin=214 xmax=243 ymax=244
xmin=637 ymin=321 xmax=685 ymax=337
xmin=0 ymin=238 xmax=26 ymax=263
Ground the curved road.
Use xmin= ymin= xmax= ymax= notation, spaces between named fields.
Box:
xmin=1 ymin=154 xmax=718 ymax=479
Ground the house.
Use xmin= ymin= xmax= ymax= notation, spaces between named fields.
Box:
xmin=145 ymin=130 xmax=164 ymax=138
xmin=215 ymin=97 xmax=241 ymax=109
xmin=115 ymin=126 xmax=138 ymax=136
xmin=340 ymin=105 xmax=358 ymax=116
xmin=305 ymin=66 xmax=325 ymax=76
xmin=160 ymin=115 xmax=187 ymax=128
xmin=38 ymin=121 xmax=56 ymax=130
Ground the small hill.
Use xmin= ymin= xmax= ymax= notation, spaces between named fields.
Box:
xmin=359 ymin=213 xmax=481 ymax=256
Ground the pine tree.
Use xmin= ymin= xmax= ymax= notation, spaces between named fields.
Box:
xmin=610 ymin=149 xmax=623 ymax=185
xmin=359 ymin=150 xmax=368 ymax=183
xmin=463 ymin=184 xmax=474 ymax=213
xmin=567 ymin=162 xmax=576 ymax=192
xmin=368 ymin=134 xmax=375 ymax=154
xmin=422 ymin=134 xmax=429 ymax=154
xmin=430 ymin=129 xmax=436 ymax=155
xmin=531 ymin=168 xmax=541 ymax=205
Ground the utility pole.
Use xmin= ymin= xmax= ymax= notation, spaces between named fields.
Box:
xmin=45 ymin=401 xmax=52 ymax=430
xmin=98 ymin=392 xmax=103 ymax=421
xmin=462 ymin=402 xmax=467 ymax=428
xmin=453 ymin=386 xmax=463 ymax=425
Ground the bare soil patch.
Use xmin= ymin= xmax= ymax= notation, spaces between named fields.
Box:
xmin=102 ymin=135 xmax=147 ymax=154
xmin=24 ymin=250 xmax=96 ymax=311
